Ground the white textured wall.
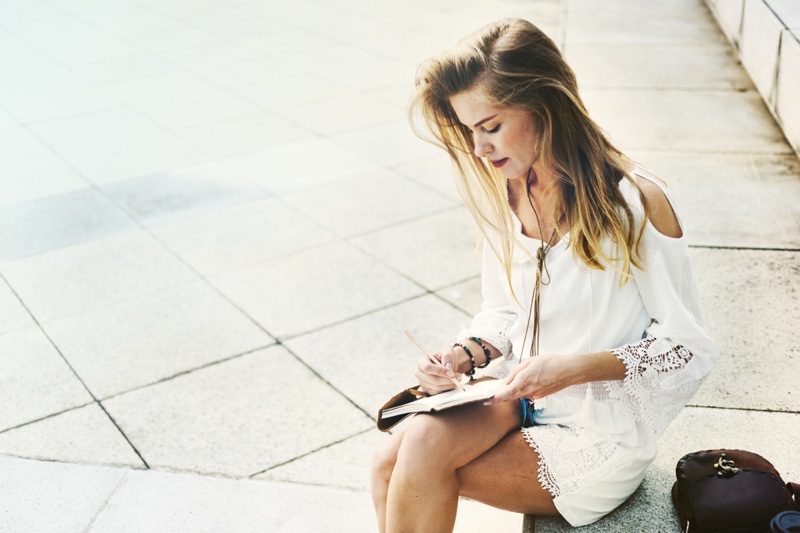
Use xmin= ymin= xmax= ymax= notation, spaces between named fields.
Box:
xmin=706 ymin=0 xmax=800 ymax=157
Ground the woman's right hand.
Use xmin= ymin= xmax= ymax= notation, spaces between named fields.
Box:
xmin=414 ymin=345 xmax=460 ymax=395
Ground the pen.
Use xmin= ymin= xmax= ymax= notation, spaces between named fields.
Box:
xmin=403 ymin=330 xmax=467 ymax=393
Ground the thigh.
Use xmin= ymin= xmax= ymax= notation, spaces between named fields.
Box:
xmin=457 ymin=429 xmax=559 ymax=516
xmin=396 ymin=399 xmax=522 ymax=472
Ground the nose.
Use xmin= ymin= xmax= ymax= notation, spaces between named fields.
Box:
xmin=473 ymin=134 xmax=492 ymax=158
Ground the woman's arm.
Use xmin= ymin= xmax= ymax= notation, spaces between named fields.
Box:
xmin=417 ymin=238 xmax=518 ymax=393
xmin=491 ymin=177 xmax=718 ymax=427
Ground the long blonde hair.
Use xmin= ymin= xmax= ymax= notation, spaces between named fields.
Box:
xmin=409 ymin=19 xmax=647 ymax=288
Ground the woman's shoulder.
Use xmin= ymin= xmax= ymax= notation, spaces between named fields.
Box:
xmin=623 ymin=168 xmax=683 ymax=239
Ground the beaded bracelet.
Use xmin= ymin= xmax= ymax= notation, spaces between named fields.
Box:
xmin=453 ymin=342 xmax=476 ymax=381
xmin=469 ymin=337 xmax=492 ymax=369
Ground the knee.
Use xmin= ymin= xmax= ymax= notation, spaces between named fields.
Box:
xmin=395 ymin=415 xmax=453 ymax=468
xmin=371 ymin=437 xmax=399 ymax=486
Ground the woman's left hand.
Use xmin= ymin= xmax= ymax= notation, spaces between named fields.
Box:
xmin=489 ymin=354 xmax=581 ymax=403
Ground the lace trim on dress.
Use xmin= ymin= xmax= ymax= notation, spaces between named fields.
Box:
xmin=522 ymin=425 xmax=618 ymax=499
xmin=457 ymin=323 xmax=513 ymax=360
xmin=606 ymin=337 xmax=697 ymax=435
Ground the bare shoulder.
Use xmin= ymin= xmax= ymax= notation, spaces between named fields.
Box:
xmin=635 ymin=174 xmax=683 ymax=238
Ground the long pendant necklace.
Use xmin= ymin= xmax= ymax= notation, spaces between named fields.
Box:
xmin=519 ymin=169 xmax=556 ymax=363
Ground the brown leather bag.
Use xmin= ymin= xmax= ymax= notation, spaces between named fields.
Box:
xmin=672 ymin=449 xmax=800 ymax=532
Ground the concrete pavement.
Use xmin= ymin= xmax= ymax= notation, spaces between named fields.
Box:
xmin=0 ymin=0 xmax=798 ymax=531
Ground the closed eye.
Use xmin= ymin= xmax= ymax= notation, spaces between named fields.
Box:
xmin=484 ymin=124 xmax=501 ymax=134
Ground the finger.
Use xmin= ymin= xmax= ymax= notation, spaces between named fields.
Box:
xmin=440 ymin=350 xmax=457 ymax=378
xmin=486 ymin=383 xmax=518 ymax=404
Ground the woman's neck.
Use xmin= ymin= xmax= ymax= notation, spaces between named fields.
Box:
xmin=508 ymin=165 xmax=564 ymax=241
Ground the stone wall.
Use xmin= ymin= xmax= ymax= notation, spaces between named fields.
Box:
xmin=705 ymin=0 xmax=800 ymax=157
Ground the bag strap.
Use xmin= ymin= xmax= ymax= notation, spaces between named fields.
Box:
xmin=789 ymin=482 xmax=800 ymax=499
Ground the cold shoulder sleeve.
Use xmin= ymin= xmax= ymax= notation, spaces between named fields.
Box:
xmin=457 ymin=238 xmax=518 ymax=359
xmin=606 ymin=183 xmax=718 ymax=436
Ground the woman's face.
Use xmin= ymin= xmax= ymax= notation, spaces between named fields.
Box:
xmin=449 ymin=88 xmax=540 ymax=181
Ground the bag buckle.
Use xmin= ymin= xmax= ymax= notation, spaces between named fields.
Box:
xmin=714 ymin=453 xmax=739 ymax=477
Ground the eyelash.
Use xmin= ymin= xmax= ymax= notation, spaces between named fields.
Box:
xmin=484 ymin=125 xmax=500 ymax=134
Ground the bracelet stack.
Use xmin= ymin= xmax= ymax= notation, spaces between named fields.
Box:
xmin=453 ymin=342 xmax=476 ymax=381
xmin=469 ymin=337 xmax=492 ymax=369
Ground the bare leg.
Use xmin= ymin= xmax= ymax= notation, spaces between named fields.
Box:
xmin=372 ymin=401 xmax=561 ymax=533
xmin=371 ymin=431 xmax=404 ymax=533
xmin=457 ymin=430 xmax=558 ymax=515
xmin=382 ymin=400 xmax=547 ymax=533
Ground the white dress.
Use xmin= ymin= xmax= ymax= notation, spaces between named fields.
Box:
xmin=461 ymin=174 xmax=718 ymax=527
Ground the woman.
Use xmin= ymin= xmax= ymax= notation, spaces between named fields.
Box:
xmin=371 ymin=19 xmax=717 ymax=532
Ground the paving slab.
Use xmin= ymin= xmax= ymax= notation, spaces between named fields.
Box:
xmin=2 ymin=84 xmax=122 ymax=125
xmin=0 ymin=403 xmax=143 ymax=468
xmin=581 ymin=88 xmax=791 ymax=153
xmin=0 ymin=126 xmax=53 ymax=164
xmin=101 ymin=162 xmax=266 ymax=226
xmin=28 ymin=108 xmax=210 ymax=186
xmin=274 ymin=93 xmax=404 ymax=136
xmin=66 ymin=53 xmax=176 ymax=85
xmin=534 ymin=406 xmax=800 ymax=531
xmin=211 ymin=241 xmax=424 ymax=339
xmin=627 ymin=151 xmax=800 ymax=248
xmin=565 ymin=5 xmax=724 ymax=45
xmin=392 ymin=154 xmax=461 ymax=200
xmin=103 ymin=346 xmax=373 ymax=477
xmin=76 ymin=465 xmax=521 ymax=533
xmin=234 ymin=73 xmax=355 ymax=111
xmin=279 ymin=169 xmax=456 ymax=237
xmin=690 ymin=248 xmax=800 ymax=412
xmin=171 ymin=111 xmax=315 ymax=159
xmin=284 ymin=295 xmax=471 ymax=417
xmin=436 ymin=277 xmax=483 ymax=317
xmin=0 ymin=150 xmax=88 ymax=207
xmin=0 ymin=230 xmax=197 ymax=322
xmin=330 ymin=121 xmax=442 ymax=167
xmin=350 ymin=208 xmax=482 ymax=291
xmin=0 ymin=188 xmax=138 ymax=262
xmin=43 ymin=281 xmax=273 ymax=399
xmin=129 ymin=88 xmax=263 ymax=132
xmin=0 ymin=327 xmax=92 ymax=432
xmin=255 ymin=428 xmax=382 ymax=490
xmin=0 ymin=455 xmax=127 ymax=533
xmin=149 ymin=197 xmax=336 ymax=277
xmin=566 ymin=43 xmax=751 ymax=90
xmin=224 ymin=137 xmax=382 ymax=194
xmin=0 ymin=276 xmax=35 ymax=335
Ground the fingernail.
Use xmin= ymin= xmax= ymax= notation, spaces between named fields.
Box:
xmin=445 ymin=362 xmax=453 ymax=370
xmin=483 ymin=401 xmax=492 ymax=406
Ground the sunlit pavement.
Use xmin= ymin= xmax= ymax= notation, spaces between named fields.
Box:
xmin=0 ymin=0 xmax=798 ymax=531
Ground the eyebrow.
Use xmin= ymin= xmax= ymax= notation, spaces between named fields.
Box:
xmin=472 ymin=115 xmax=497 ymax=128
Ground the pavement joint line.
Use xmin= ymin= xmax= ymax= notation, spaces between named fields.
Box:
xmin=276 ymin=291 xmax=452 ymax=343
xmin=687 ymin=403 xmax=800 ymax=415
xmin=342 ymin=203 xmax=467 ymax=241
xmin=97 ymin=342 xmax=278 ymax=402
xmin=387 ymin=164 xmax=461 ymax=203
xmin=688 ymin=244 xmax=800 ymax=252
xmin=278 ymin=341 xmax=377 ymax=424
xmin=95 ymin=402 xmax=150 ymax=469
xmin=2 ymin=269 xmax=152 ymax=464
xmin=580 ymin=86 xmax=755 ymax=92
xmin=247 ymin=427 xmax=374 ymax=479
xmin=0 ymin=402 xmax=95 ymax=436
xmin=0 ymin=272 xmax=104 ymax=403
xmin=82 ymin=471 xmax=132 ymax=533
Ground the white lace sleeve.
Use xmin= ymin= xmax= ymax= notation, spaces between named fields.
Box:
xmin=606 ymin=179 xmax=718 ymax=435
xmin=457 ymin=238 xmax=516 ymax=359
